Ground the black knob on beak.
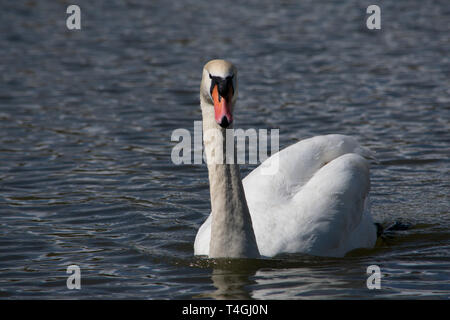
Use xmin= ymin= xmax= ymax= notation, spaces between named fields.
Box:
xmin=219 ymin=116 xmax=230 ymax=128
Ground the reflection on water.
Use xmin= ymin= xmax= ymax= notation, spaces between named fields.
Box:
xmin=210 ymin=271 xmax=254 ymax=300
xmin=207 ymin=267 xmax=256 ymax=300
xmin=0 ymin=0 xmax=449 ymax=299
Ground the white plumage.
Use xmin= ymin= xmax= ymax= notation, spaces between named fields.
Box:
xmin=194 ymin=59 xmax=377 ymax=258
xmin=195 ymin=134 xmax=377 ymax=257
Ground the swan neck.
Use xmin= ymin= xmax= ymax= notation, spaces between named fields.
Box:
xmin=201 ymin=103 xmax=260 ymax=258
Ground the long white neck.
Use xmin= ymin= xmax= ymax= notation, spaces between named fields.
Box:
xmin=201 ymin=99 xmax=260 ymax=259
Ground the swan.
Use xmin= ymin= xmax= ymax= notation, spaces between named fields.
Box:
xmin=194 ymin=59 xmax=377 ymax=258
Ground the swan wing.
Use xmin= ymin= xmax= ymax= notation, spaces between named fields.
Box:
xmin=244 ymin=134 xmax=376 ymax=257
xmin=242 ymin=134 xmax=374 ymax=208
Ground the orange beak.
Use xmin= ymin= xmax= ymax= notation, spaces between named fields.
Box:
xmin=212 ymin=84 xmax=233 ymax=128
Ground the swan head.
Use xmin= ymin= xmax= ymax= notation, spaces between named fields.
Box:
xmin=200 ymin=59 xmax=238 ymax=129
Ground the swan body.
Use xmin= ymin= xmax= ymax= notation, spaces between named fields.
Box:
xmin=195 ymin=134 xmax=377 ymax=257
xmin=194 ymin=59 xmax=377 ymax=258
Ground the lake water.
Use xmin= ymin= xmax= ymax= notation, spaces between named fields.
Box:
xmin=0 ymin=0 xmax=449 ymax=299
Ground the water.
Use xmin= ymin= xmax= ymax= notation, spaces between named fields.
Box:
xmin=0 ymin=0 xmax=449 ymax=299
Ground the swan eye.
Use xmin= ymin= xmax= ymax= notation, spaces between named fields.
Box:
xmin=209 ymin=74 xmax=234 ymax=99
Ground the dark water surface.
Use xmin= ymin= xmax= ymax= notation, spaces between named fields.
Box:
xmin=0 ymin=0 xmax=449 ymax=299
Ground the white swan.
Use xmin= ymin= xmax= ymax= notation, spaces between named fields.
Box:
xmin=194 ymin=59 xmax=377 ymax=258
